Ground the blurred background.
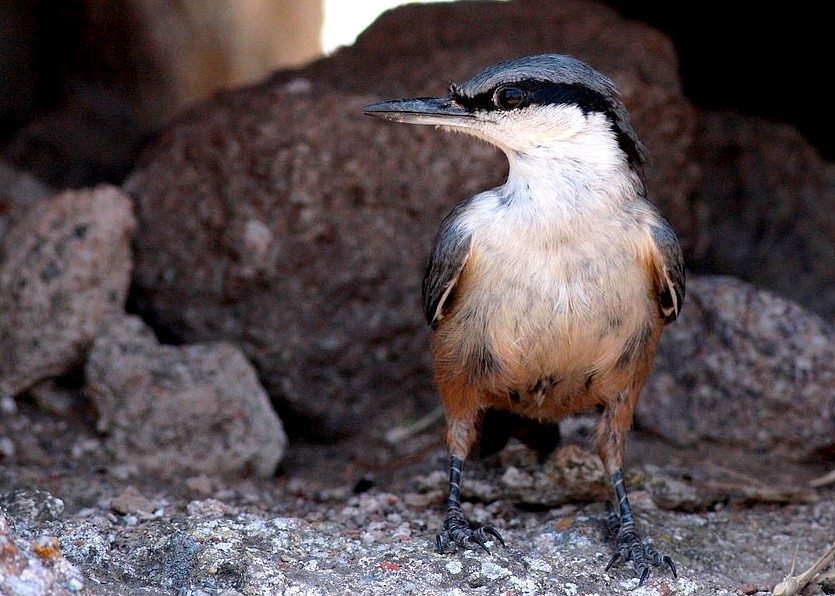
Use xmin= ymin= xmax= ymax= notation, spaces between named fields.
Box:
xmin=0 ymin=0 xmax=454 ymax=188
xmin=0 ymin=0 xmax=830 ymax=190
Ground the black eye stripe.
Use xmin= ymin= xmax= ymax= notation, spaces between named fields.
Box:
xmin=527 ymin=83 xmax=612 ymax=115
xmin=452 ymin=80 xmax=540 ymax=111
xmin=452 ymin=80 xmax=613 ymax=116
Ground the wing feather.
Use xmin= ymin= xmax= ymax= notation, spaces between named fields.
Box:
xmin=422 ymin=205 xmax=473 ymax=328
xmin=649 ymin=218 xmax=686 ymax=323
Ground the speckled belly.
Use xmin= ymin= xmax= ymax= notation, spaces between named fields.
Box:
xmin=432 ymin=237 xmax=654 ymax=414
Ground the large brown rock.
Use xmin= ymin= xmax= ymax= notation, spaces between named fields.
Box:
xmin=124 ymin=0 xmax=697 ymax=438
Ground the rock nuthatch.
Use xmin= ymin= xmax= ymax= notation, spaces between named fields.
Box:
xmin=364 ymin=54 xmax=685 ymax=585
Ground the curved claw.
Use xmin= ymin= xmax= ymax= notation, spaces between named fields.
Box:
xmin=476 ymin=526 xmax=506 ymax=547
xmin=606 ymin=527 xmax=676 ymax=585
xmin=436 ymin=525 xmax=505 ymax=553
xmin=436 ymin=510 xmax=506 ymax=554
xmin=436 ymin=533 xmax=450 ymax=554
xmin=488 ymin=527 xmax=506 ymax=546
xmin=471 ymin=533 xmax=491 ymax=553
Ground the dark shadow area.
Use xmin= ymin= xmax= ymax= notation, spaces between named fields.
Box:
xmin=604 ymin=1 xmax=834 ymax=160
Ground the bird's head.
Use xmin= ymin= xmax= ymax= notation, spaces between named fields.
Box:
xmin=364 ymin=54 xmax=648 ymax=185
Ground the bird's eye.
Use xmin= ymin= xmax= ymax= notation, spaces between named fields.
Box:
xmin=493 ymin=86 xmax=525 ymax=110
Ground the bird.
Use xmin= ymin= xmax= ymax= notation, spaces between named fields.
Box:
xmin=363 ymin=53 xmax=684 ymax=585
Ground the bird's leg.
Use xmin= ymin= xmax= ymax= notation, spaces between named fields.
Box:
xmin=605 ymin=469 xmax=677 ymax=585
xmin=596 ymin=377 xmax=676 ymax=585
xmin=436 ymin=454 xmax=506 ymax=553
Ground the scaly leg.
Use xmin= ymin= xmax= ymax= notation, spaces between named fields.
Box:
xmin=436 ymin=454 xmax=505 ymax=553
xmin=605 ymin=469 xmax=677 ymax=585
xmin=595 ymin=359 xmax=677 ymax=585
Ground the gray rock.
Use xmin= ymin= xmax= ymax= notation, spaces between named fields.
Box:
xmin=639 ymin=274 xmax=835 ymax=460
xmin=0 ymin=509 xmax=86 ymax=595
xmin=124 ymin=0 xmax=697 ymax=438
xmin=85 ymin=315 xmax=287 ymax=478
xmin=0 ymin=184 xmax=135 ymax=399
xmin=0 ymin=488 xmax=65 ymax=532
xmin=109 ymin=485 xmax=158 ymax=518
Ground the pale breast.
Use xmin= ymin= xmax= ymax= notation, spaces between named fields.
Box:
xmin=437 ymin=212 xmax=655 ymax=391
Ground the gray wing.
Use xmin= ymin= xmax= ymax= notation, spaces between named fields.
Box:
xmin=650 ymin=218 xmax=686 ymax=324
xmin=422 ymin=205 xmax=473 ymax=329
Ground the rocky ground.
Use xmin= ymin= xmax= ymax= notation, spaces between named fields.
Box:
xmin=1 ymin=392 xmax=833 ymax=595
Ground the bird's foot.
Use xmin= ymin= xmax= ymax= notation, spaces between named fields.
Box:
xmin=605 ymin=503 xmax=676 ymax=586
xmin=435 ymin=506 xmax=505 ymax=554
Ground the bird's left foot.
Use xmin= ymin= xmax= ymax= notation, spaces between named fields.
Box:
xmin=605 ymin=503 xmax=677 ymax=585
xmin=436 ymin=505 xmax=505 ymax=554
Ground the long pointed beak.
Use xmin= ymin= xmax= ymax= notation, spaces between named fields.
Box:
xmin=363 ymin=97 xmax=473 ymax=127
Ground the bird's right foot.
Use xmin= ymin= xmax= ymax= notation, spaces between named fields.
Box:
xmin=435 ymin=505 xmax=505 ymax=553
xmin=605 ymin=501 xmax=677 ymax=585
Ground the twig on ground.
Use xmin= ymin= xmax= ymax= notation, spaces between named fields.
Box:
xmin=385 ymin=406 xmax=444 ymax=444
xmin=702 ymin=480 xmax=818 ymax=505
xmin=773 ymin=543 xmax=835 ymax=596
xmin=809 ymin=469 xmax=835 ymax=488
xmin=702 ymin=462 xmax=819 ymax=504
